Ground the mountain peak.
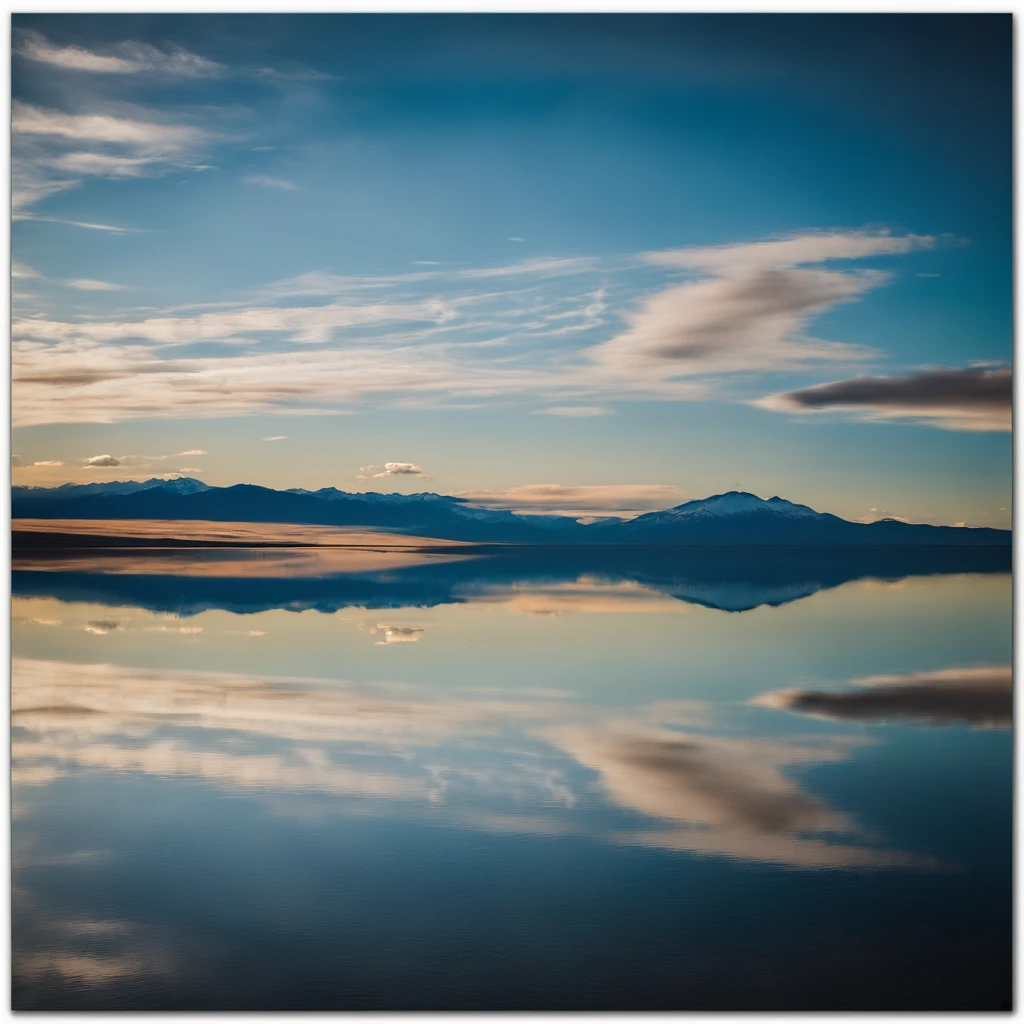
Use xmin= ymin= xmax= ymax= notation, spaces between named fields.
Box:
xmin=660 ymin=491 xmax=821 ymax=520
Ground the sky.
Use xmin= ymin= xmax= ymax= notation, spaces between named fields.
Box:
xmin=10 ymin=14 xmax=1012 ymax=527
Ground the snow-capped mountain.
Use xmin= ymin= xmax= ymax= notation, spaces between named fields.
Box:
xmin=628 ymin=491 xmax=822 ymax=525
xmin=13 ymin=476 xmax=212 ymax=501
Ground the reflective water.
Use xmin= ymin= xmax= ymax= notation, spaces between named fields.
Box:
xmin=12 ymin=548 xmax=1012 ymax=1009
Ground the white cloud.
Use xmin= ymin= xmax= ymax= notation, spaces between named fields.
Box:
xmin=262 ymin=436 xmax=288 ymax=442
xmin=17 ymin=31 xmax=224 ymax=77
xmin=13 ymin=101 xmax=207 ymax=152
xmin=243 ymin=175 xmax=299 ymax=191
xmin=29 ymin=460 xmax=64 ymax=468
xmin=84 ymin=454 xmax=119 ymax=467
xmin=64 ymin=278 xmax=126 ymax=291
xmin=12 ymin=261 xmax=39 ymax=279
xmin=177 ymin=449 xmax=207 ymax=456
xmin=12 ymin=101 xmax=213 ymax=217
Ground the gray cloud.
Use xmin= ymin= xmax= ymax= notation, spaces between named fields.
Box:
xmin=84 ymin=454 xmax=119 ymax=467
xmin=754 ymin=367 xmax=1011 ymax=432
xmin=755 ymin=666 xmax=1012 ymax=728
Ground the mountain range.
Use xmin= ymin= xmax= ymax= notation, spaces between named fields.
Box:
xmin=12 ymin=477 xmax=1010 ymax=546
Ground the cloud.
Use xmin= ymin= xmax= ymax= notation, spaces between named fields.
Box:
xmin=18 ymin=216 xmax=141 ymax=233
xmin=508 ymin=237 xmax=525 ymax=242
xmin=12 ymin=101 xmax=213 ymax=217
xmin=8 ymin=229 xmax=952 ymax=426
xmin=17 ymin=30 xmax=224 ymax=77
xmin=359 ymin=462 xmax=427 ymax=479
xmin=644 ymin=230 xmax=938 ymax=274
xmin=585 ymin=231 xmax=936 ymax=383
xmin=12 ymin=101 xmax=207 ymax=153
xmin=84 ymin=454 xmax=119 ymax=467
xmin=12 ymin=455 xmax=23 ymax=467
xmin=176 ymin=449 xmax=207 ymax=456
xmin=84 ymin=620 xmax=124 ymax=635
xmin=371 ymin=624 xmax=425 ymax=645
xmin=13 ymin=656 xmax=927 ymax=870
xmin=243 ymin=175 xmax=299 ymax=191
xmin=12 ymin=261 xmax=39 ymax=279
xmin=456 ymin=483 xmax=685 ymax=515
xmin=533 ymin=406 xmax=613 ymax=417
xmin=753 ymin=366 xmax=1012 ymax=432
xmin=29 ymin=460 xmax=64 ymax=468
xmin=262 ymin=436 xmax=288 ymax=442
xmin=64 ymin=279 xmax=126 ymax=291
xmin=754 ymin=666 xmax=1012 ymax=728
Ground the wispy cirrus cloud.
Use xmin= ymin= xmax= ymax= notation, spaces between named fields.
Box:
xmin=753 ymin=366 xmax=1012 ymax=432
xmin=65 ymin=278 xmax=126 ymax=291
xmin=17 ymin=30 xmax=225 ymax=77
xmin=11 ymin=229 xmax=946 ymax=426
xmin=12 ymin=100 xmax=213 ymax=218
xmin=15 ymin=30 xmax=332 ymax=85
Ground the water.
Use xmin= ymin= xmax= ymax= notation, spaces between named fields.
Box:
xmin=11 ymin=547 xmax=1012 ymax=1010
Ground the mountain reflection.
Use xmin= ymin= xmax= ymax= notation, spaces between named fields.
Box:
xmin=12 ymin=544 xmax=1011 ymax=616
xmin=14 ymin=657 xmax=924 ymax=870
xmin=756 ymin=666 xmax=1012 ymax=728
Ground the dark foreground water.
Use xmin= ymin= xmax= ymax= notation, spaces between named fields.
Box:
xmin=12 ymin=547 xmax=1012 ymax=1010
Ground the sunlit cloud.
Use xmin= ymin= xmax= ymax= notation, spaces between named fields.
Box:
xmin=84 ymin=454 xmax=120 ymax=467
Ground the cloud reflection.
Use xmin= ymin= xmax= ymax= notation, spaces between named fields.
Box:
xmin=755 ymin=666 xmax=1012 ymax=728
xmin=542 ymin=722 xmax=920 ymax=868
xmin=13 ymin=657 xmax=926 ymax=871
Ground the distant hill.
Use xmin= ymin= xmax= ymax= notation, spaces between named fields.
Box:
xmin=11 ymin=478 xmax=1011 ymax=546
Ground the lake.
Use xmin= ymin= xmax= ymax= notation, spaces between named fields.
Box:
xmin=11 ymin=545 xmax=1012 ymax=1010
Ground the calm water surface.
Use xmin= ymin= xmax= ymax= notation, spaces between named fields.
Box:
xmin=11 ymin=549 xmax=1012 ymax=1009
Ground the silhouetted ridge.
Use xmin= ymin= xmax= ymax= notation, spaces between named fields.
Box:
xmin=11 ymin=479 xmax=1010 ymax=546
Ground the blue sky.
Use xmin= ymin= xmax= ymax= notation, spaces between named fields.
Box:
xmin=11 ymin=14 xmax=1011 ymax=526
